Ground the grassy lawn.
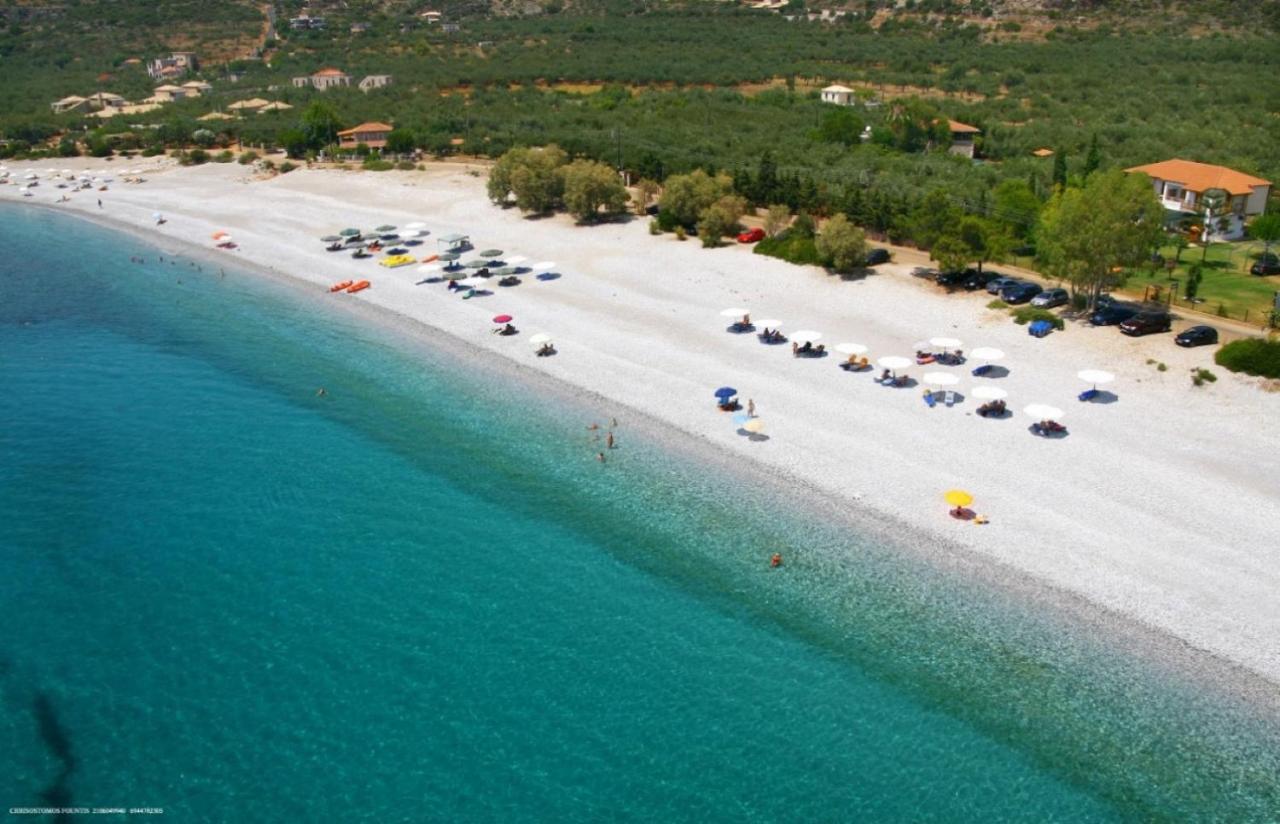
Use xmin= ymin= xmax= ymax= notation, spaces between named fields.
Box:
xmin=1123 ymin=239 xmax=1279 ymax=323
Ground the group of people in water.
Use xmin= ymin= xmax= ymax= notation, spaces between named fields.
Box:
xmin=589 ymin=419 xmax=619 ymax=464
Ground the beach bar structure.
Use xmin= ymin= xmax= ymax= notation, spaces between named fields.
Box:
xmin=438 ymin=233 xmax=471 ymax=252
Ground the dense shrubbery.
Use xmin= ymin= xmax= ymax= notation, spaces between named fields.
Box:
xmin=1214 ymin=338 xmax=1280 ymax=379
xmin=1011 ymin=306 xmax=1065 ymax=329
xmin=754 ymin=229 xmax=824 ymax=267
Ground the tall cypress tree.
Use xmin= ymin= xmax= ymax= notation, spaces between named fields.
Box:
xmin=1052 ymin=149 xmax=1068 ymax=191
xmin=1083 ymin=133 xmax=1101 ymax=178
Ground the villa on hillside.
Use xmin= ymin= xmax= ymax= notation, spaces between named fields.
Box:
xmin=338 ymin=122 xmax=393 ymax=150
xmin=359 ymin=75 xmax=393 ymax=92
xmin=1126 ymin=159 xmax=1272 ymax=241
xmin=182 ymin=80 xmax=213 ymax=95
xmin=51 ymin=95 xmax=89 ymax=114
xmin=820 ymin=84 xmax=856 ymax=106
xmin=147 ymin=52 xmax=198 ymax=81
xmin=292 ymin=68 xmax=351 ymax=90
xmin=946 ymin=120 xmax=980 ymax=158
xmin=149 ymin=84 xmax=190 ymax=103
xmin=290 ymin=14 xmax=325 ymax=30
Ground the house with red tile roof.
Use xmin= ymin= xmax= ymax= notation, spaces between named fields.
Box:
xmin=1126 ymin=159 xmax=1271 ymax=240
xmin=337 ymin=122 xmax=394 ymax=149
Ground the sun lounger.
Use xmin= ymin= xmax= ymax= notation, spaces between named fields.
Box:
xmin=1078 ymin=388 xmax=1099 ymax=402
xmin=944 ymin=390 xmax=956 ymax=407
xmin=972 ymin=364 xmax=992 ymax=376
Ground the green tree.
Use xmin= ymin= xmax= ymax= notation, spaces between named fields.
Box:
xmin=510 ymin=145 xmax=569 ymax=214
xmin=385 ymin=129 xmax=416 ymax=155
xmin=563 ymin=159 xmax=628 ymax=222
xmin=658 ymin=169 xmax=734 ymax=227
xmin=300 ymin=101 xmax=341 ymax=149
xmin=815 ymin=108 xmax=864 ymax=147
xmin=1052 ymin=149 xmax=1068 ymax=191
xmin=56 ymin=137 xmax=79 ymax=157
xmin=1248 ymin=213 xmax=1280 ymax=259
xmin=929 ymin=233 xmax=970 ymax=273
xmin=1083 ymin=133 xmax=1101 ymax=178
xmin=279 ymin=128 xmax=308 ymax=159
xmin=990 ymin=178 xmax=1040 ymax=239
xmin=906 ymin=189 xmax=961 ymax=248
xmin=698 ymin=194 xmax=748 ymax=247
xmin=1037 ymin=169 xmax=1164 ymax=309
xmin=763 ymin=203 xmax=791 ymax=238
xmin=953 ymin=216 xmax=1012 ymax=273
xmin=1171 ymin=233 xmax=1190 ymax=263
xmin=192 ymin=128 xmax=215 ymax=148
xmin=815 ymin=214 xmax=868 ymax=272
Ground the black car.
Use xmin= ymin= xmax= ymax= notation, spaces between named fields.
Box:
xmin=1251 ymin=259 xmax=1280 ymax=276
xmin=963 ymin=270 xmax=1002 ymax=291
xmin=1119 ymin=312 xmax=1173 ymax=336
xmin=986 ymin=276 xmax=1019 ymax=295
xmin=1001 ymin=281 xmax=1044 ymax=304
xmin=865 ymin=248 xmax=891 ymax=266
xmin=1089 ymin=304 xmax=1140 ymax=326
xmin=935 ymin=269 xmax=968 ymax=287
xmin=1175 ymin=325 xmax=1219 ymax=347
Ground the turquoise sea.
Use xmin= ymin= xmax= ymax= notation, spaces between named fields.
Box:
xmin=1 ymin=206 xmax=1278 ymax=822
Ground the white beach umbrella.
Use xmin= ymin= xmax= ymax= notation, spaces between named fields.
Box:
xmin=404 ymin=221 xmax=428 ymax=230
xmin=791 ymin=329 xmax=822 ymax=344
xmin=720 ymin=307 xmax=751 ymax=318
xmin=529 ymin=333 xmax=552 ymax=345
xmin=970 ymin=347 xmax=1005 ymax=362
xmin=971 ymin=386 xmax=1008 ymax=400
xmin=834 ymin=342 xmax=868 ymax=355
xmin=530 ymin=261 xmax=556 ymax=271
xmin=505 ymin=255 xmax=527 ymax=265
xmin=930 ymin=336 xmax=963 ymax=351
xmin=878 ymin=355 xmax=911 ymax=371
xmin=754 ymin=318 xmax=781 ymax=329
xmin=1024 ymin=404 xmax=1064 ymax=420
xmin=417 ymin=263 xmax=441 ymax=273
xmin=458 ymin=276 xmax=488 ymax=287
xmin=1077 ymin=369 xmax=1115 ymax=387
xmin=922 ymin=372 xmax=959 ymax=387
xmin=24 ymin=173 xmax=37 ymax=179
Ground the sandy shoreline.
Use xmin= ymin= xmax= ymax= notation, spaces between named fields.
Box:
xmin=4 ymin=158 xmax=1280 ymax=689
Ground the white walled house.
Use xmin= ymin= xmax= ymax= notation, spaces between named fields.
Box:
xmin=1126 ymin=159 xmax=1272 ymax=241
xmin=820 ymin=84 xmax=855 ymax=106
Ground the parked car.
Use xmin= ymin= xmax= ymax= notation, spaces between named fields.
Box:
xmin=963 ymin=270 xmax=1002 ymax=291
xmin=986 ymin=276 xmax=1019 ymax=295
xmin=1089 ymin=304 xmax=1140 ymax=326
xmin=1001 ymin=281 xmax=1044 ymax=304
xmin=864 ymin=248 xmax=891 ymax=266
xmin=737 ymin=228 xmax=765 ymax=244
xmin=1251 ymin=255 xmax=1280 ymax=276
xmin=935 ymin=269 xmax=968 ymax=287
xmin=1120 ymin=312 xmax=1173 ymax=336
xmin=1175 ymin=325 xmax=1219 ymax=347
xmin=911 ymin=267 xmax=938 ymax=280
xmin=1030 ymin=288 xmax=1070 ymax=308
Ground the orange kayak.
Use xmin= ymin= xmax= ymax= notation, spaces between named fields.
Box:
xmin=329 ymin=280 xmax=353 ymax=292
xmin=421 ymin=253 xmax=439 ymax=263
xmin=347 ymin=280 xmax=371 ymax=294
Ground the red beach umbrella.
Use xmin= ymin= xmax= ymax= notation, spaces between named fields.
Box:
xmin=492 ymin=314 xmax=513 ymax=324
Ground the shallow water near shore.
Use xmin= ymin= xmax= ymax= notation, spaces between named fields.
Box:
xmin=2 ymin=205 xmax=1278 ymax=822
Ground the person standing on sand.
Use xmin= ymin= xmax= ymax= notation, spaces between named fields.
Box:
xmin=747 ymin=399 xmax=755 ymax=418
xmin=97 ymin=199 xmax=102 ymax=208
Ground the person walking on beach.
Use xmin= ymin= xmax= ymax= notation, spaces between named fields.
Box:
xmin=97 ymin=199 xmax=102 ymax=208
xmin=747 ymin=399 xmax=756 ymax=418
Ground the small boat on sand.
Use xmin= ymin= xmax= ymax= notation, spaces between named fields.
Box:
xmin=347 ymin=280 xmax=371 ymax=294
xmin=329 ymin=280 xmax=353 ymax=292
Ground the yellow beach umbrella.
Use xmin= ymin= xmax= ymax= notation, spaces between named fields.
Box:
xmin=943 ymin=489 xmax=973 ymax=507
xmin=743 ymin=418 xmax=765 ymax=434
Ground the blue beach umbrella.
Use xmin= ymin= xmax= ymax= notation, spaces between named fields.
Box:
xmin=732 ymin=412 xmax=750 ymax=426
xmin=714 ymin=387 xmax=737 ymax=398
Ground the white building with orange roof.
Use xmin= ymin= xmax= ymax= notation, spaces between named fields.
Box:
xmin=292 ymin=68 xmax=352 ymax=90
xmin=1126 ymin=158 xmax=1272 ymax=240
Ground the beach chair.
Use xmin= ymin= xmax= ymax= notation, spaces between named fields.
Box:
xmin=1078 ymin=388 xmax=1100 ymax=402
xmin=944 ymin=390 xmax=956 ymax=407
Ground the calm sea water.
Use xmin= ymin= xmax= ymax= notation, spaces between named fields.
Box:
xmin=1 ymin=206 xmax=1278 ymax=822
